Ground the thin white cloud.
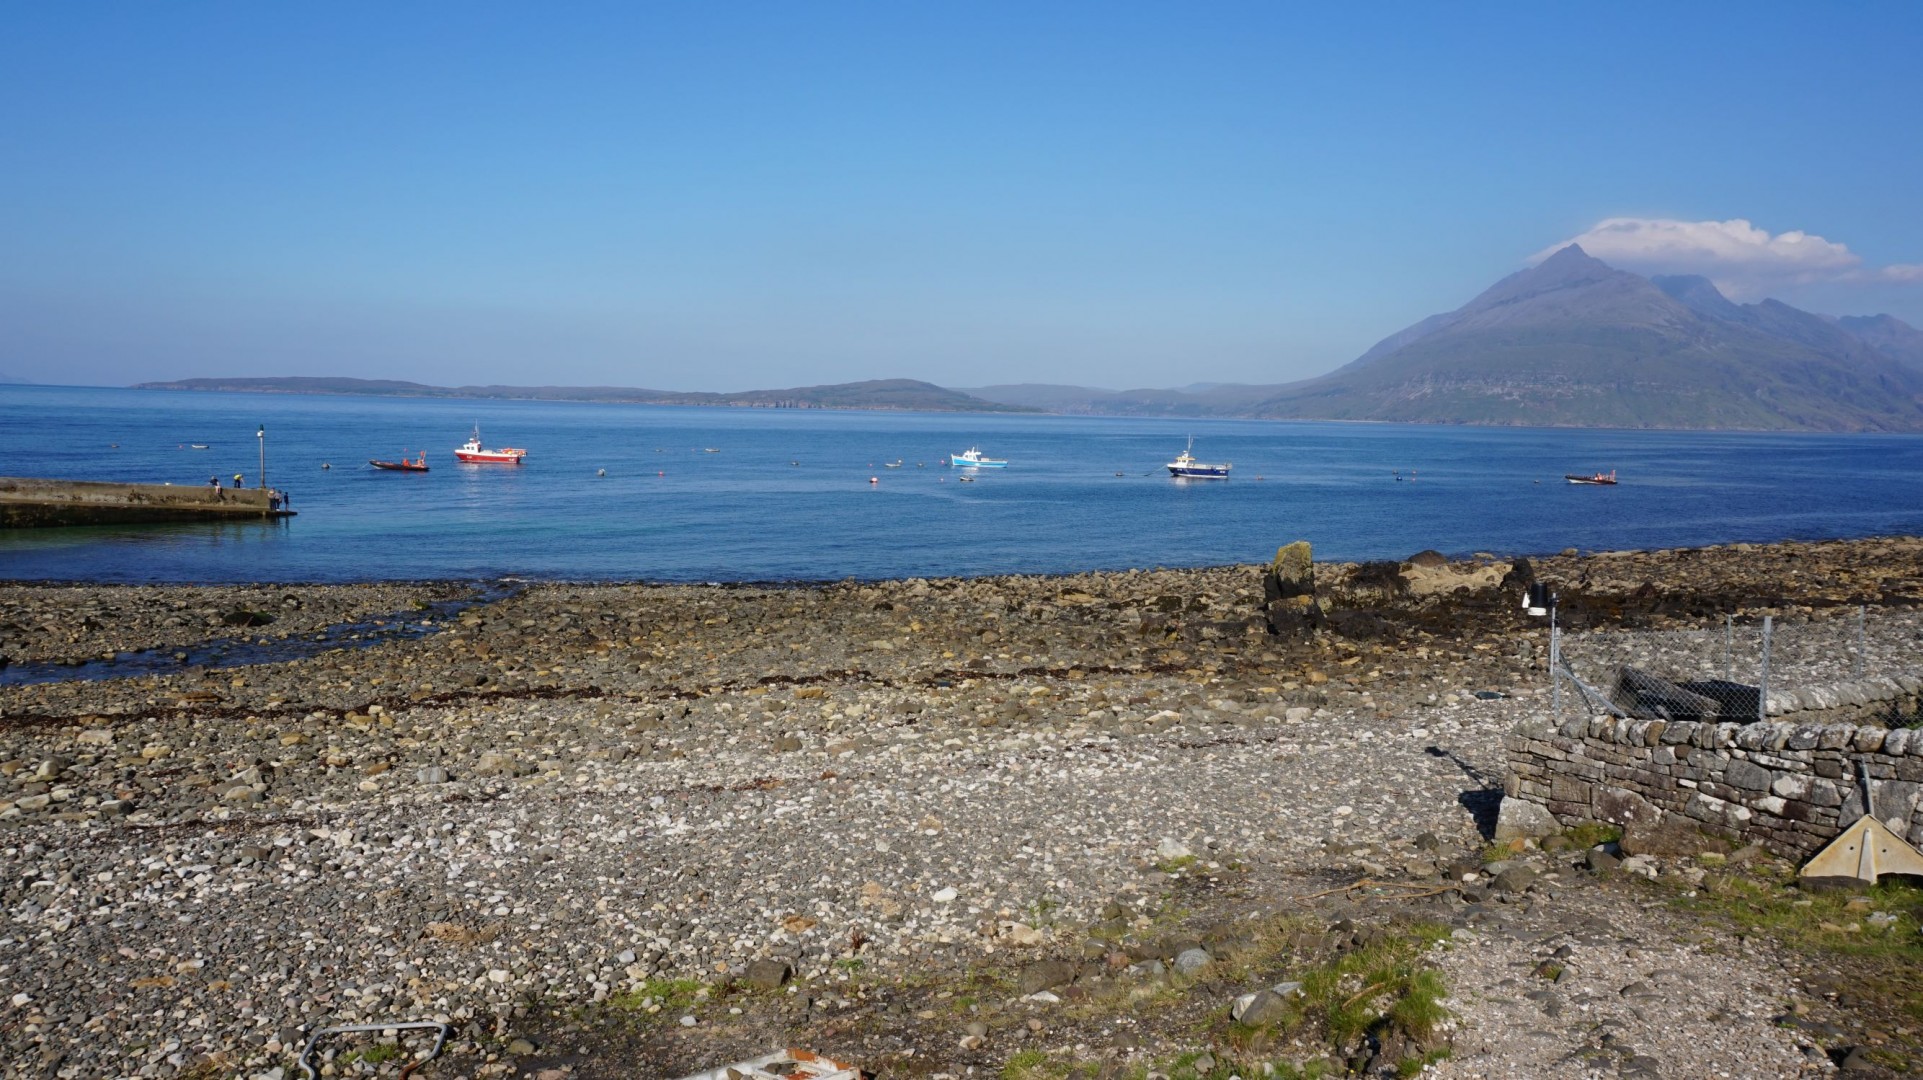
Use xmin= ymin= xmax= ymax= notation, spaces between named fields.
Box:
xmin=1533 ymin=217 xmax=1919 ymax=299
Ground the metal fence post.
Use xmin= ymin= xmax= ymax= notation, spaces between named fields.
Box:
xmin=1724 ymin=614 xmax=1733 ymax=680
xmin=1550 ymin=616 xmax=1561 ymax=721
xmin=1854 ymin=605 xmax=1867 ymax=679
xmin=1758 ymin=615 xmax=1772 ymax=723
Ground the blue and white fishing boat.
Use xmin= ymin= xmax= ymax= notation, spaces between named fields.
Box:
xmin=1167 ymin=436 xmax=1230 ymax=478
xmin=950 ymin=447 xmax=1008 ymax=468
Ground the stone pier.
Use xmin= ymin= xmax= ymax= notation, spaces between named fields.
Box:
xmin=1 ymin=477 xmax=295 ymax=528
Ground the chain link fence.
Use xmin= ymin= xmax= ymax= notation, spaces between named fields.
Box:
xmin=1548 ymin=606 xmax=1912 ymax=725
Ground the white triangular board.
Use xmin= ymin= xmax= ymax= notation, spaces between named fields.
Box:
xmin=1801 ymin=815 xmax=1923 ymax=883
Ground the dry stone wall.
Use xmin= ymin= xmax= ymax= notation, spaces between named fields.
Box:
xmin=1504 ymin=689 xmax=1923 ymax=858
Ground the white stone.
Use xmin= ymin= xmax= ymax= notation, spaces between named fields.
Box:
xmin=1493 ymin=797 xmax=1558 ymax=841
xmin=1771 ymin=775 xmax=1812 ymax=800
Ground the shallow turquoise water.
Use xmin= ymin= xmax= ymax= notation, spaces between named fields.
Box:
xmin=4 ymin=385 xmax=1922 ymax=583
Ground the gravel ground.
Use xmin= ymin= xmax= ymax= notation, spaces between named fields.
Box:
xmin=1 ymin=539 xmax=1918 ymax=1078
xmin=1433 ymin=879 xmax=1816 ymax=1079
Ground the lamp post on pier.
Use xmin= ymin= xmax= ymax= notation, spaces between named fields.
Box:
xmin=257 ymin=426 xmax=266 ymax=491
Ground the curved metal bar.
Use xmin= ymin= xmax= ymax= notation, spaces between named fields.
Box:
xmin=296 ymin=1021 xmax=452 ymax=1080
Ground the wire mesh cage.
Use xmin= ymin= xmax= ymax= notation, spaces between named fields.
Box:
xmin=1550 ymin=607 xmax=1897 ymax=725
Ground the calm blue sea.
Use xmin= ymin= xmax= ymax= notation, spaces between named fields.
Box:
xmin=4 ymin=384 xmax=1922 ymax=584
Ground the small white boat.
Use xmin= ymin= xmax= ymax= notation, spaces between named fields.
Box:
xmin=950 ymin=447 xmax=1007 ymax=468
xmin=1167 ymin=436 xmax=1230 ymax=478
xmin=1565 ymin=470 xmax=1617 ymax=486
xmin=454 ymin=426 xmax=527 ymax=464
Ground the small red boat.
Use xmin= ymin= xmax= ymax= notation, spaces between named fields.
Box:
xmin=370 ymin=452 xmax=430 ymax=472
xmin=455 ymin=426 xmax=527 ymax=464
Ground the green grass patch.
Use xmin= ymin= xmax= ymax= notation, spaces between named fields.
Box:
xmin=1563 ymin=821 xmax=1623 ymax=849
xmin=1395 ymin=1047 xmax=1452 ymax=1077
xmin=1250 ymin=921 xmax=1452 ymax=1050
xmin=608 ymin=976 xmax=706 ymax=1013
xmin=1157 ymin=854 xmax=1200 ymax=874
xmin=1000 ymin=1049 xmax=1067 ymax=1080
xmin=1671 ymin=866 xmax=1923 ymax=1023
xmin=341 ymin=1042 xmax=402 ymax=1065
xmin=1276 ymin=914 xmax=1446 ymax=1045
xmin=1676 ymin=872 xmax=1923 ymax=958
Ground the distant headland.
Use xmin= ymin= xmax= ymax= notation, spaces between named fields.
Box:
xmin=130 ymin=376 xmax=1039 ymax=414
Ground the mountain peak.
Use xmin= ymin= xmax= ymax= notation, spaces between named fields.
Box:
xmin=1539 ymin=242 xmax=1594 ymax=266
xmin=1520 ymin=243 xmax=1617 ymax=287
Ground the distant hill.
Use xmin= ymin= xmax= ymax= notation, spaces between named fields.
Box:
xmin=957 ymin=382 xmax=1286 ymax=416
xmin=132 ymin=376 xmax=1036 ymax=413
xmin=0 ymin=373 xmax=32 ymax=385
xmin=1242 ymin=245 xmax=1923 ymax=431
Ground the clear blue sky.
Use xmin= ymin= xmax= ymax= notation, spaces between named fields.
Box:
xmin=4 ymin=2 xmax=1921 ymax=390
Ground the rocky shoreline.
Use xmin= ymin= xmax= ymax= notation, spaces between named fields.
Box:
xmin=2 ymin=536 xmax=1920 ymax=1078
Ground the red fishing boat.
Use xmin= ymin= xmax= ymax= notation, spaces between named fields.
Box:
xmin=370 ymin=452 xmax=430 ymax=472
xmin=454 ymin=426 xmax=527 ymax=464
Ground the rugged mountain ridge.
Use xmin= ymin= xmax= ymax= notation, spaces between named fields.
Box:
xmin=962 ymin=251 xmax=1923 ymax=430
xmin=1243 ymin=246 xmax=1923 ymax=430
xmin=1839 ymin=314 xmax=1923 ymax=375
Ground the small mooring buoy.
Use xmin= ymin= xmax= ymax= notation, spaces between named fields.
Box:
xmin=597 ymin=468 xmax=606 ymax=477
xmin=869 ymin=476 xmax=878 ymax=484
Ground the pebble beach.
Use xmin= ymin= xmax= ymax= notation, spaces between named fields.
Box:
xmin=4 ymin=536 xmax=1922 ymax=1079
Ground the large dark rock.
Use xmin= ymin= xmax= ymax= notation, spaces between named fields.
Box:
xmin=1262 ymin=541 xmax=1324 ymax=637
xmin=1342 ymin=561 xmax=1410 ymax=602
xmin=1498 ymin=557 xmax=1535 ymax=592
xmin=1325 ymin=609 xmax=1395 ymax=639
xmin=1233 ymin=988 xmax=1292 ymax=1028
xmin=1018 ymin=959 xmax=1078 ymax=994
xmin=745 ymin=958 xmax=793 ymax=989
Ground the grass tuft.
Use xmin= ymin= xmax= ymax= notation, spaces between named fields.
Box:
xmin=1563 ymin=821 xmax=1623 ymax=849
xmin=1395 ymin=1047 xmax=1452 ymax=1077
xmin=1001 ymin=1049 xmax=1067 ymax=1080
xmin=1242 ymin=920 xmax=1453 ymax=1053
xmin=608 ymin=976 xmax=706 ymax=1013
